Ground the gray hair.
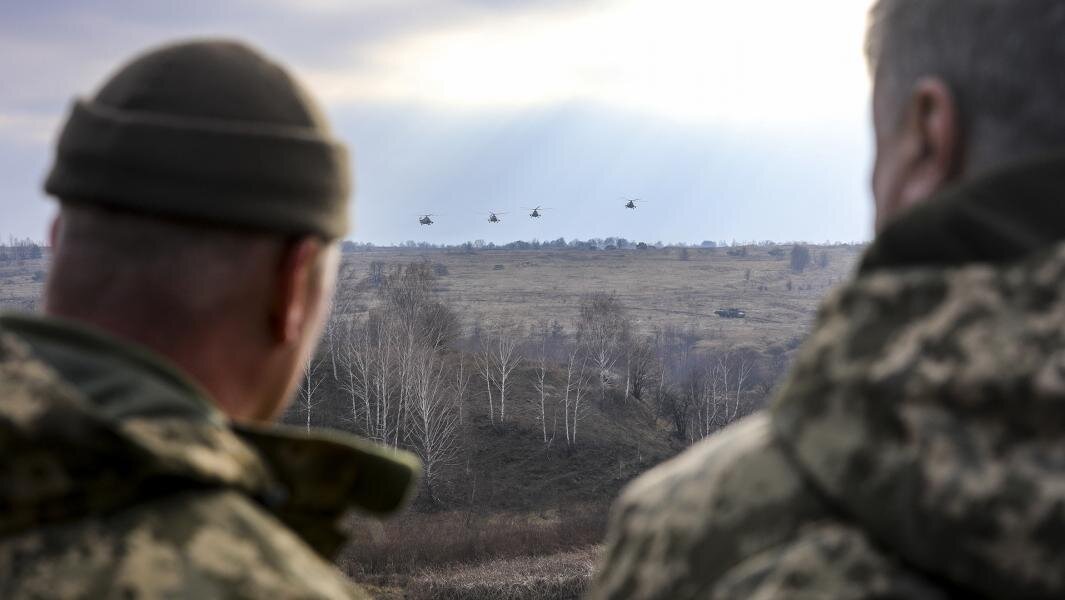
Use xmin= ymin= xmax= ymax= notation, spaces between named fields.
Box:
xmin=867 ymin=0 xmax=1065 ymax=164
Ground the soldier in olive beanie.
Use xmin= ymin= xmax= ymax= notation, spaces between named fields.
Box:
xmin=0 ymin=40 xmax=417 ymax=599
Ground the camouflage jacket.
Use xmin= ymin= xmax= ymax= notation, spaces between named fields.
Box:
xmin=0 ymin=313 xmax=420 ymax=599
xmin=590 ymin=156 xmax=1065 ymax=599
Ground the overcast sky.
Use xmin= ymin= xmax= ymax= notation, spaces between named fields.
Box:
xmin=1 ymin=0 xmax=876 ymax=246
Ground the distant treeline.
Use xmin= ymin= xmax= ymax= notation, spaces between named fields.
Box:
xmin=0 ymin=238 xmax=44 ymax=261
xmin=341 ymin=238 xmax=867 ymax=253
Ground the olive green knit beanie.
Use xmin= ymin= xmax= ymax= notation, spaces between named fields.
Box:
xmin=44 ymin=39 xmax=351 ymax=239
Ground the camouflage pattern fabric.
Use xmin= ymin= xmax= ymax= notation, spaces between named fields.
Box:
xmin=590 ymin=160 xmax=1065 ymax=599
xmin=772 ymin=242 xmax=1065 ymax=598
xmin=0 ymin=315 xmax=419 ymax=599
xmin=590 ymin=414 xmax=948 ymax=599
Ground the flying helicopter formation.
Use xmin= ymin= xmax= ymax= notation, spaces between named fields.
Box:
xmin=414 ymin=200 xmax=646 ymax=225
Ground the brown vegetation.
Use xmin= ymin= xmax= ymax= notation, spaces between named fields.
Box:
xmin=407 ymin=546 xmax=599 ymax=600
xmin=341 ymin=507 xmax=604 ymax=579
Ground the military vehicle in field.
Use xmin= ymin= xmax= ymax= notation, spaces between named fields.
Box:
xmin=715 ymin=308 xmax=747 ymax=319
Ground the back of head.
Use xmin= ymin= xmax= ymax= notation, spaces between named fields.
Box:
xmin=46 ymin=204 xmax=282 ymax=348
xmin=867 ymin=0 xmax=1065 ymax=169
xmin=41 ymin=40 xmax=350 ymax=414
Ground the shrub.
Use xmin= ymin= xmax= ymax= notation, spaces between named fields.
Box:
xmin=790 ymin=244 xmax=811 ymax=273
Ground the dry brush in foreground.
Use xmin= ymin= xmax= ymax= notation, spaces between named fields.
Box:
xmin=407 ymin=546 xmax=600 ymax=600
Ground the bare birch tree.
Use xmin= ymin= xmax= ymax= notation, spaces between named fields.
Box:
xmin=561 ymin=345 xmax=590 ymax=448
xmin=725 ymin=349 xmax=755 ymax=423
xmin=296 ymin=355 xmax=327 ymax=433
xmin=477 ymin=335 xmax=496 ymax=426
xmin=477 ymin=329 xmax=521 ymax=425
xmin=577 ymin=292 xmax=629 ymax=401
xmin=408 ymin=347 xmax=460 ymax=503
xmin=533 ymin=332 xmax=551 ymax=444
xmin=493 ymin=331 xmax=521 ymax=424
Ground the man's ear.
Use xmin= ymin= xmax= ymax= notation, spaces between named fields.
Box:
xmin=898 ymin=77 xmax=963 ymax=208
xmin=271 ymin=237 xmax=323 ymax=344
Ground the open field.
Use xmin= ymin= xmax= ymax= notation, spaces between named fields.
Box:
xmin=336 ymin=244 xmax=862 ymax=353
xmin=0 ymin=256 xmax=47 ymax=313
xmin=0 ymin=246 xmax=862 ymax=348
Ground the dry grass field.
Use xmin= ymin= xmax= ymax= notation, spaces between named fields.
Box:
xmin=0 ymin=246 xmax=862 ymax=346
xmin=0 ymin=256 xmax=47 ymax=313
xmin=336 ymin=244 xmax=862 ymax=352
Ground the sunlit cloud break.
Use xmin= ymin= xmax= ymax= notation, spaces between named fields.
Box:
xmin=306 ymin=0 xmax=872 ymax=127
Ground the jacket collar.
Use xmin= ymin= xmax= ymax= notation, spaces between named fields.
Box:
xmin=0 ymin=312 xmax=224 ymax=425
xmin=0 ymin=313 xmax=419 ymax=557
xmin=860 ymin=153 xmax=1065 ymax=274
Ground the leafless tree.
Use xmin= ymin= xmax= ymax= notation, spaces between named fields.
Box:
xmin=577 ymin=292 xmax=629 ymax=401
xmin=476 ymin=335 xmax=497 ymax=426
xmin=322 ymin=295 xmax=352 ymax=381
xmin=533 ymin=332 xmax=551 ymax=444
xmin=477 ymin=329 xmax=521 ymax=425
xmin=494 ymin=331 xmax=521 ymax=424
xmin=561 ymin=345 xmax=591 ymax=448
xmin=408 ymin=347 xmax=460 ymax=503
xmin=453 ymin=354 xmax=470 ymax=426
xmin=368 ymin=260 xmax=385 ymax=287
xmin=693 ymin=358 xmax=726 ymax=440
xmin=296 ymin=354 xmax=327 ymax=434
xmin=723 ymin=348 xmax=755 ymax=423
xmin=625 ymin=336 xmax=656 ymax=401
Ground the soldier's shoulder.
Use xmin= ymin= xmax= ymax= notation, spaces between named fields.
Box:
xmin=712 ymin=521 xmax=950 ymax=600
xmin=1 ymin=489 xmax=368 ymax=600
xmin=591 ymin=414 xmax=831 ymax=600
xmin=0 ymin=329 xmax=73 ymax=401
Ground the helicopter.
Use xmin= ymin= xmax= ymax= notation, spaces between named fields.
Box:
xmin=417 ymin=214 xmax=436 ymax=225
xmin=623 ymin=198 xmax=646 ymax=209
xmin=523 ymin=206 xmax=551 ymax=218
xmin=487 ymin=211 xmax=505 ymax=223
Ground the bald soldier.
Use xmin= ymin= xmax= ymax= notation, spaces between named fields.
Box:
xmin=0 ymin=41 xmax=419 ymax=598
xmin=591 ymin=2 xmax=1065 ymax=599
